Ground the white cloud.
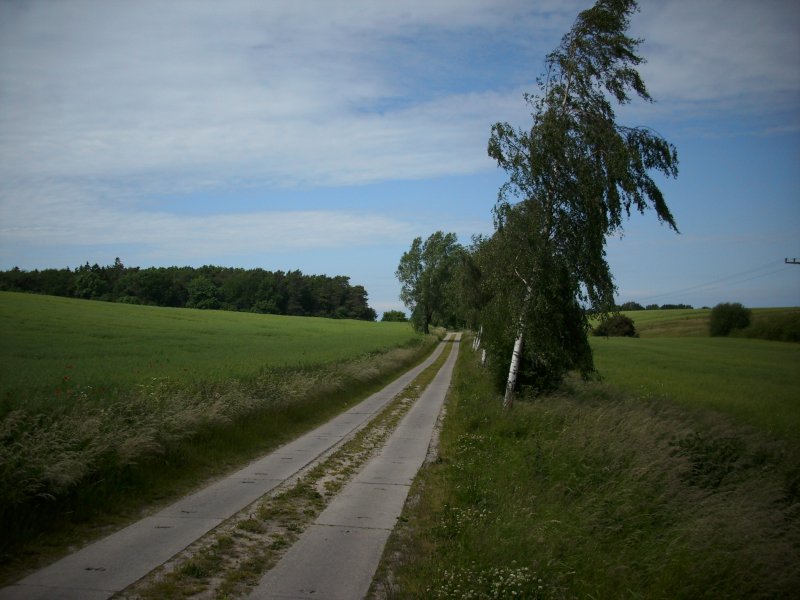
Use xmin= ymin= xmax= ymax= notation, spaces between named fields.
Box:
xmin=1 ymin=0 xmax=798 ymax=279
xmin=631 ymin=0 xmax=800 ymax=128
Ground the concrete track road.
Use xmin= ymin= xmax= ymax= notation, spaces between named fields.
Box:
xmin=249 ymin=333 xmax=460 ymax=599
xmin=0 ymin=334 xmax=459 ymax=600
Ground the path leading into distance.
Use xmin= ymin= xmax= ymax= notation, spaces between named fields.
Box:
xmin=249 ymin=333 xmax=460 ymax=599
xmin=0 ymin=334 xmax=460 ymax=600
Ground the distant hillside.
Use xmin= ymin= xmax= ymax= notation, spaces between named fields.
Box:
xmin=0 ymin=259 xmax=377 ymax=320
xmin=622 ymin=307 xmax=800 ymax=339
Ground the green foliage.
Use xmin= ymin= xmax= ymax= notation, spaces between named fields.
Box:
xmin=381 ymin=310 xmax=408 ymax=322
xmin=710 ymin=302 xmax=752 ymax=336
xmin=396 ymin=231 xmax=462 ymax=333
xmin=618 ymin=300 xmax=645 ymax=310
xmin=593 ymin=313 xmax=637 ymax=337
xmin=481 ymin=0 xmax=678 ymax=396
xmin=475 ymin=213 xmax=594 ymax=394
xmin=186 ymin=275 xmax=221 ymax=309
xmin=0 ymin=260 xmax=377 ymax=321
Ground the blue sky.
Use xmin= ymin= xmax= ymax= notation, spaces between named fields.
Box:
xmin=1 ymin=0 xmax=798 ymax=316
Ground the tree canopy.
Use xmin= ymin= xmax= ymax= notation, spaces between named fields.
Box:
xmin=479 ymin=0 xmax=679 ymax=401
xmin=0 ymin=260 xmax=378 ymax=321
xmin=396 ymin=231 xmax=462 ymax=333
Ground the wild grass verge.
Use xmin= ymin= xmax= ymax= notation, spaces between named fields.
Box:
xmin=0 ymin=336 xmax=437 ymax=584
xmin=373 ymin=339 xmax=800 ymax=599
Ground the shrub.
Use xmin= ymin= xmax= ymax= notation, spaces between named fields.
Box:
xmin=709 ymin=302 xmax=751 ymax=337
xmin=593 ymin=314 xmax=637 ymax=337
xmin=737 ymin=312 xmax=800 ymax=343
xmin=381 ymin=310 xmax=408 ymax=322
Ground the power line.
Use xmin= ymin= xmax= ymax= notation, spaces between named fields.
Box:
xmin=637 ymin=260 xmax=782 ymax=303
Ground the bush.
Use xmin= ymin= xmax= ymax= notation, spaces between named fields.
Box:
xmin=593 ymin=314 xmax=637 ymax=337
xmin=381 ymin=310 xmax=408 ymax=322
xmin=709 ymin=302 xmax=751 ymax=336
xmin=737 ymin=312 xmax=800 ymax=343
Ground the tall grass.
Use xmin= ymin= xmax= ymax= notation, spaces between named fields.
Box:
xmin=374 ymin=340 xmax=800 ymax=599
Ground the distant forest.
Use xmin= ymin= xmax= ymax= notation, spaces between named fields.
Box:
xmin=0 ymin=259 xmax=378 ymax=321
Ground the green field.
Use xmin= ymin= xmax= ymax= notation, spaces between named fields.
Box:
xmin=591 ymin=307 xmax=800 ymax=442
xmin=0 ymin=291 xmax=421 ymax=405
xmin=0 ymin=291 xmax=433 ymax=576
xmin=615 ymin=306 xmax=799 ymax=338
xmin=375 ymin=311 xmax=800 ymax=598
xmin=591 ymin=336 xmax=800 ymax=443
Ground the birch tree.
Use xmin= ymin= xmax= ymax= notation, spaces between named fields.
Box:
xmin=485 ymin=0 xmax=679 ymax=406
xmin=396 ymin=231 xmax=461 ymax=334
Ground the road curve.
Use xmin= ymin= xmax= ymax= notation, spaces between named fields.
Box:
xmin=249 ymin=333 xmax=461 ymax=600
xmin=0 ymin=337 xmax=455 ymax=600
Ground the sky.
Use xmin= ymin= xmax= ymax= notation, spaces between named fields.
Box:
xmin=1 ymin=0 xmax=798 ymax=317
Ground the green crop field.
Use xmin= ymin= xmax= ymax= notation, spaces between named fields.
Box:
xmin=591 ymin=307 xmax=800 ymax=442
xmin=0 ymin=291 xmax=421 ymax=406
xmin=591 ymin=336 xmax=800 ymax=443
xmin=614 ymin=306 xmax=800 ymax=338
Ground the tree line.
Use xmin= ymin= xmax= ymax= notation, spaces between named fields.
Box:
xmin=0 ymin=259 xmax=377 ymax=321
xmin=397 ymin=0 xmax=682 ymax=406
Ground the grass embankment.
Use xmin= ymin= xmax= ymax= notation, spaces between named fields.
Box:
xmin=0 ymin=291 xmax=434 ymax=582
xmin=375 ymin=330 xmax=800 ymax=598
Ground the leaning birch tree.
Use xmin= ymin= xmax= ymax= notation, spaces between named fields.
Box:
xmin=485 ymin=0 xmax=679 ymax=408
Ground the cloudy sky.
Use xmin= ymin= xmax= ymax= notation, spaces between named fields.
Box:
xmin=1 ymin=0 xmax=798 ymax=315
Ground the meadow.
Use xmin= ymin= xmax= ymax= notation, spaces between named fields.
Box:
xmin=0 ymin=291 xmax=420 ymax=406
xmin=0 ymin=291 xmax=433 ymax=579
xmin=374 ymin=312 xmax=800 ymax=598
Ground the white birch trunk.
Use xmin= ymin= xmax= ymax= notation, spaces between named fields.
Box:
xmin=504 ymin=278 xmax=532 ymax=410
xmin=473 ymin=325 xmax=483 ymax=351
xmin=503 ymin=327 xmax=524 ymax=410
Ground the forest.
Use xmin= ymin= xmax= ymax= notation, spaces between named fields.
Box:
xmin=0 ymin=259 xmax=377 ymax=321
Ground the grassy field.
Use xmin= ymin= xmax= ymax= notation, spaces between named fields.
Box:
xmin=592 ymin=337 xmax=800 ymax=443
xmin=614 ymin=306 xmax=799 ymax=338
xmin=374 ymin=315 xmax=800 ymax=598
xmin=0 ymin=291 xmax=420 ymax=406
xmin=0 ymin=291 xmax=434 ymax=579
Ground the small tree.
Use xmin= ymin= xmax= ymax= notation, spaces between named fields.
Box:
xmin=709 ymin=302 xmax=751 ymax=336
xmin=396 ymin=231 xmax=461 ymax=333
xmin=381 ymin=310 xmax=408 ymax=322
xmin=187 ymin=275 xmax=220 ymax=309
